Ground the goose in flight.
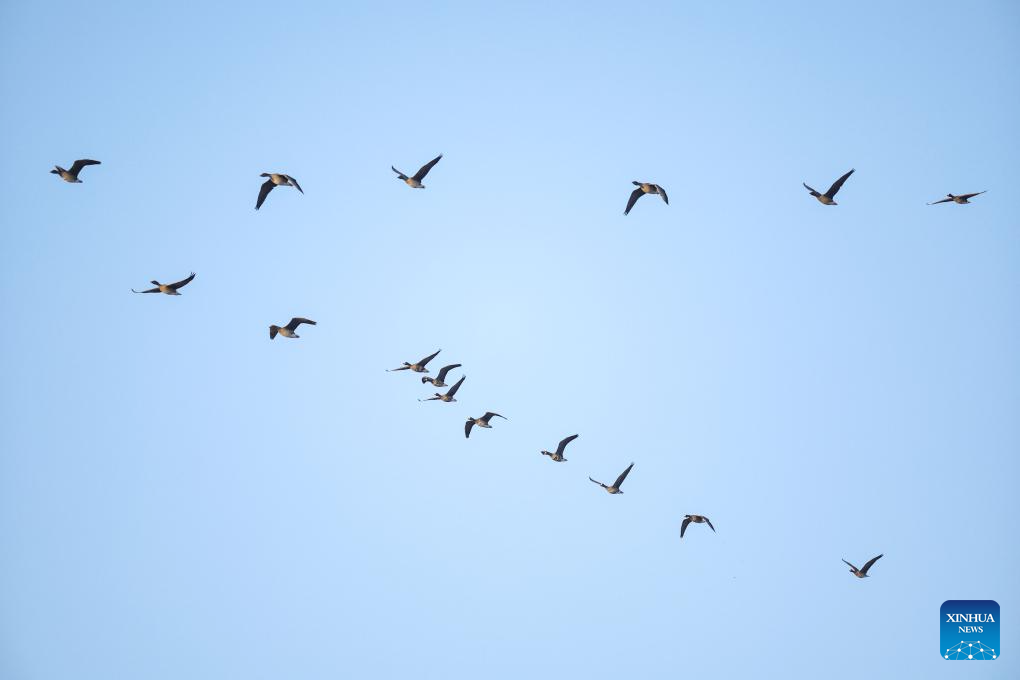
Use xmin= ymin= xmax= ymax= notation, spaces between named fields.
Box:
xmin=132 ymin=272 xmax=196 ymax=295
xmin=420 ymin=375 xmax=465 ymax=402
xmin=541 ymin=434 xmax=578 ymax=462
xmin=388 ymin=349 xmax=441 ymax=373
xmin=680 ymin=514 xmax=716 ymax=538
xmin=465 ymin=411 xmax=506 ymax=438
xmin=269 ymin=317 xmax=316 ymax=339
xmin=843 ymin=554 xmax=883 ymax=578
xmin=51 ymin=159 xmax=101 ymax=183
xmin=392 ymin=154 xmax=442 ymax=188
xmin=928 ymin=191 xmax=986 ymax=205
xmin=256 ymin=173 xmax=303 ymax=210
xmin=804 ymin=168 xmax=854 ymax=205
xmin=589 ymin=462 xmax=634 ymax=494
xmin=421 ymin=363 xmax=462 ymax=387
xmin=624 ymin=182 xmax=668 ymax=215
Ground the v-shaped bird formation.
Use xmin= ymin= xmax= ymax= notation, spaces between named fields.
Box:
xmin=53 ymin=148 xmax=986 ymax=581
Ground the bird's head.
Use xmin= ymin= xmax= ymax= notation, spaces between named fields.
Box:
xmin=632 ymin=181 xmax=641 ymax=186
xmin=150 ymin=280 xmax=160 ymax=286
xmin=421 ymin=376 xmax=431 ymax=384
xmin=260 ymin=173 xmax=271 ymax=178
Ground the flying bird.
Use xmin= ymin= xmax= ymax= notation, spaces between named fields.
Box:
xmin=51 ymin=159 xmax=101 ymax=183
xmin=392 ymin=154 xmax=442 ymax=188
xmin=256 ymin=173 xmax=303 ymax=210
xmin=843 ymin=554 xmax=883 ymax=578
xmin=589 ymin=462 xmax=634 ymax=494
xmin=132 ymin=272 xmax=196 ymax=295
xmin=804 ymin=168 xmax=855 ymax=205
xmin=420 ymin=375 xmax=465 ymax=403
xmin=465 ymin=412 xmax=506 ymax=438
xmin=422 ymin=363 xmax=462 ymax=387
xmin=624 ymin=182 xmax=668 ymax=215
xmin=928 ymin=191 xmax=987 ymax=205
xmin=541 ymin=434 xmax=578 ymax=462
xmin=680 ymin=514 xmax=716 ymax=538
xmin=388 ymin=349 xmax=441 ymax=373
xmin=269 ymin=317 xmax=316 ymax=339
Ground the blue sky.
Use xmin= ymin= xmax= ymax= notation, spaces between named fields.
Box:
xmin=1 ymin=2 xmax=1018 ymax=678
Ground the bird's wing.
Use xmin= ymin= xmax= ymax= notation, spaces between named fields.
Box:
xmin=556 ymin=434 xmax=579 ymax=456
xmin=482 ymin=412 xmax=506 ymax=423
xmin=624 ymin=188 xmax=643 ymax=215
xmin=657 ymin=185 xmax=668 ymax=204
xmin=417 ymin=349 xmax=441 ymax=367
xmin=803 ymin=183 xmax=821 ymax=197
xmin=613 ymin=462 xmax=634 ymax=488
xmin=436 ymin=363 xmax=461 ymax=382
xmin=825 ymin=168 xmax=855 ymax=198
xmin=445 ymin=376 xmax=466 ymax=397
xmin=391 ymin=166 xmax=409 ymax=180
xmin=704 ymin=517 xmax=716 ymax=532
xmin=413 ymin=154 xmax=443 ymax=181
xmin=288 ymin=176 xmax=304 ymax=194
xmin=841 ymin=559 xmax=857 ymax=571
xmin=256 ymin=179 xmax=274 ymax=209
xmin=168 ymin=272 xmax=196 ymax=290
xmin=958 ymin=191 xmax=986 ymax=200
xmin=861 ymin=554 xmax=883 ymax=574
xmin=68 ymin=159 xmax=101 ymax=174
xmin=680 ymin=517 xmax=691 ymax=538
xmin=927 ymin=197 xmax=953 ymax=205
xmin=286 ymin=317 xmax=316 ymax=331
xmin=132 ymin=286 xmax=160 ymax=293
xmin=465 ymin=420 xmax=474 ymax=438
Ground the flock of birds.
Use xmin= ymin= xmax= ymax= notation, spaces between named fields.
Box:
xmin=50 ymin=150 xmax=990 ymax=579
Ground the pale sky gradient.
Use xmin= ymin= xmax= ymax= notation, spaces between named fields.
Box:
xmin=1 ymin=2 xmax=1018 ymax=678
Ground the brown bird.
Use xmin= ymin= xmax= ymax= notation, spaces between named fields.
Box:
xmin=388 ymin=349 xmax=441 ymax=373
xmin=256 ymin=173 xmax=303 ymax=210
xmin=51 ymin=159 xmax=101 ymax=183
xmin=843 ymin=554 xmax=883 ymax=578
xmin=269 ymin=317 xmax=316 ymax=339
xmin=421 ymin=363 xmax=462 ymax=387
xmin=804 ymin=168 xmax=854 ymax=205
xmin=624 ymin=182 xmax=668 ymax=215
xmin=928 ymin=191 xmax=986 ymax=205
xmin=680 ymin=514 xmax=715 ymax=538
xmin=420 ymin=375 xmax=466 ymax=403
xmin=132 ymin=272 xmax=196 ymax=295
xmin=465 ymin=411 xmax=506 ymax=438
xmin=589 ymin=462 xmax=634 ymax=494
xmin=541 ymin=434 xmax=578 ymax=462
xmin=392 ymin=154 xmax=442 ymax=188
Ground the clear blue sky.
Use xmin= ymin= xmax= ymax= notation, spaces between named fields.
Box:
xmin=1 ymin=2 xmax=1018 ymax=678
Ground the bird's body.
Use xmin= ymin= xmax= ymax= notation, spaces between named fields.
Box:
xmin=928 ymin=191 xmax=987 ymax=205
xmin=421 ymin=375 xmax=465 ymax=403
xmin=804 ymin=168 xmax=855 ymax=205
xmin=389 ymin=349 xmax=441 ymax=373
xmin=541 ymin=434 xmax=578 ymax=462
xmin=269 ymin=317 xmax=316 ymax=339
xmin=132 ymin=272 xmax=196 ymax=295
xmin=624 ymin=181 xmax=669 ymax=215
xmin=421 ymin=363 xmax=462 ymax=387
xmin=256 ymin=173 xmax=303 ymax=209
xmin=392 ymin=154 xmax=442 ymax=188
xmin=465 ymin=411 xmax=506 ymax=438
xmin=843 ymin=554 xmax=883 ymax=578
xmin=589 ymin=462 xmax=634 ymax=494
xmin=51 ymin=159 xmax=101 ymax=183
xmin=680 ymin=514 xmax=716 ymax=538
